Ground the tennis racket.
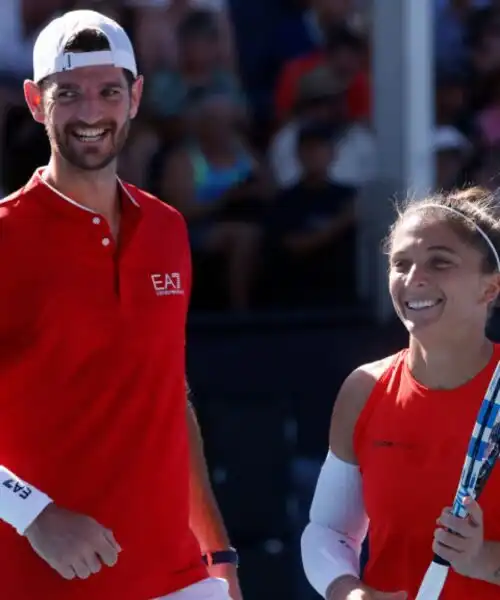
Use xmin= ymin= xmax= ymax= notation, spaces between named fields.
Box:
xmin=415 ymin=360 xmax=500 ymax=600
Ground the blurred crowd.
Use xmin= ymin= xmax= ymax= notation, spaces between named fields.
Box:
xmin=3 ymin=0 xmax=500 ymax=313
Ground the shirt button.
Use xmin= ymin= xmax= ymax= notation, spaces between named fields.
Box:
xmin=101 ymin=237 xmax=111 ymax=247
xmin=92 ymin=216 xmax=101 ymax=225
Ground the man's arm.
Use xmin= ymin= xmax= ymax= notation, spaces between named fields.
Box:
xmin=187 ymin=398 xmax=230 ymax=552
xmin=186 ymin=391 xmax=243 ymax=600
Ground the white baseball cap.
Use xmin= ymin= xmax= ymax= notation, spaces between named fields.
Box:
xmin=32 ymin=10 xmax=138 ymax=83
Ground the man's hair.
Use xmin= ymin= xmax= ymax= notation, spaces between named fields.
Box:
xmin=38 ymin=28 xmax=136 ymax=89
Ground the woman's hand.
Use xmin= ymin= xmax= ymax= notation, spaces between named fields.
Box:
xmin=433 ymin=497 xmax=484 ymax=575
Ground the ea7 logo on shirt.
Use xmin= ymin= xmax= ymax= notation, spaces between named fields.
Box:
xmin=151 ymin=272 xmax=184 ymax=296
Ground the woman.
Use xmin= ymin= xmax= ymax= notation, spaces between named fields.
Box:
xmin=301 ymin=187 xmax=500 ymax=599
xmin=160 ymin=91 xmax=269 ymax=311
xmin=127 ymin=0 xmax=236 ymax=74
xmin=145 ymin=9 xmax=243 ymax=122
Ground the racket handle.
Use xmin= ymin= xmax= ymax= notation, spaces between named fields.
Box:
xmin=432 ymin=553 xmax=450 ymax=567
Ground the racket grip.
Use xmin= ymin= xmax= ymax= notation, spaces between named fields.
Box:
xmin=432 ymin=553 xmax=450 ymax=567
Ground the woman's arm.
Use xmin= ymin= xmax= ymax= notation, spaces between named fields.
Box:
xmin=301 ymin=357 xmax=398 ymax=600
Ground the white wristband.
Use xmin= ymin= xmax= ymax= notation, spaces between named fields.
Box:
xmin=0 ymin=466 xmax=53 ymax=535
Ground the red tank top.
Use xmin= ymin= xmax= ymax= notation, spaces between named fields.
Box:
xmin=353 ymin=346 xmax=500 ymax=599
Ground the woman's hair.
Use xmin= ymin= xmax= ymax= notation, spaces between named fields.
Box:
xmin=384 ymin=187 xmax=500 ymax=274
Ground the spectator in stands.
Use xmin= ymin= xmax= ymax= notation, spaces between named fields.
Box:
xmin=471 ymin=144 xmax=500 ymax=190
xmin=474 ymin=69 xmax=500 ymax=148
xmin=435 ymin=0 xmax=475 ymax=74
xmin=127 ymin=0 xmax=235 ymax=75
xmin=433 ymin=125 xmax=471 ymax=191
xmin=435 ymin=69 xmax=470 ymax=132
xmin=468 ymin=0 xmax=500 ymax=58
xmin=270 ymin=0 xmax=357 ymax=72
xmin=243 ymin=0 xmax=358 ymax=132
xmin=159 ymin=91 xmax=268 ymax=311
xmin=472 ymin=16 xmax=500 ymax=76
xmin=269 ymin=65 xmax=375 ymax=189
xmin=274 ymin=24 xmax=370 ymax=124
xmin=142 ymin=7 xmax=246 ymax=204
xmin=71 ymin=0 xmax=121 ymax=20
xmin=145 ymin=9 xmax=244 ymax=134
xmin=469 ymin=7 xmax=500 ymax=110
xmin=264 ymin=120 xmax=357 ymax=307
xmin=0 ymin=0 xmax=64 ymax=193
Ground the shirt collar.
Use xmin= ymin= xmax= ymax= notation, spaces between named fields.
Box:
xmin=24 ymin=167 xmax=142 ymax=216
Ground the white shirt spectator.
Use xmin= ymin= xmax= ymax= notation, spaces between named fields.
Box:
xmin=269 ymin=121 xmax=377 ymax=189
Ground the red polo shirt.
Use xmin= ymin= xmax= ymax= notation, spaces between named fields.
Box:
xmin=0 ymin=169 xmax=208 ymax=599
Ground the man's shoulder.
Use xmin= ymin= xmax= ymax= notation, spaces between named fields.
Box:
xmin=0 ymin=185 xmax=42 ymax=254
xmin=0 ymin=184 xmax=35 ymax=220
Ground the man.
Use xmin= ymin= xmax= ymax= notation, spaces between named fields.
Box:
xmin=0 ymin=9 xmax=241 ymax=600
xmin=274 ymin=24 xmax=370 ymax=125
xmin=265 ymin=119 xmax=357 ymax=306
xmin=268 ymin=65 xmax=375 ymax=189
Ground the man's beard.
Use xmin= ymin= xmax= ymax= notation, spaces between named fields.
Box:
xmin=48 ymin=119 xmax=130 ymax=172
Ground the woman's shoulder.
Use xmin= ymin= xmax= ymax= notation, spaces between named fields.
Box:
xmin=358 ymin=352 xmax=403 ymax=380
xmin=340 ymin=353 xmax=401 ymax=409
xmin=329 ymin=352 xmax=404 ymax=462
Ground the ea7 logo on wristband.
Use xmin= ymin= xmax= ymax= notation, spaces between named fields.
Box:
xmin=2 ymin=479 xmax=32 ymax=500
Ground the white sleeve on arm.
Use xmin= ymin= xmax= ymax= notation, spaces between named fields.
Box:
xmin=301 ymin=451 xmax=368 ymax=598
xmin=0 ymin=466 xmax=52 ymax=535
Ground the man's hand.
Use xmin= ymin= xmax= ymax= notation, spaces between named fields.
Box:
xmin=24 ymin=503 xmax=121 ymax=580
xmin=327 ymin=575 xmax=407 ymax=600
xmin=207 ymin=563 xmax=243 ymax=600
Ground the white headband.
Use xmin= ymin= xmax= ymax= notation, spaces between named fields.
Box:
xmin=416 ymin=203 xmax=500 ymax=272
